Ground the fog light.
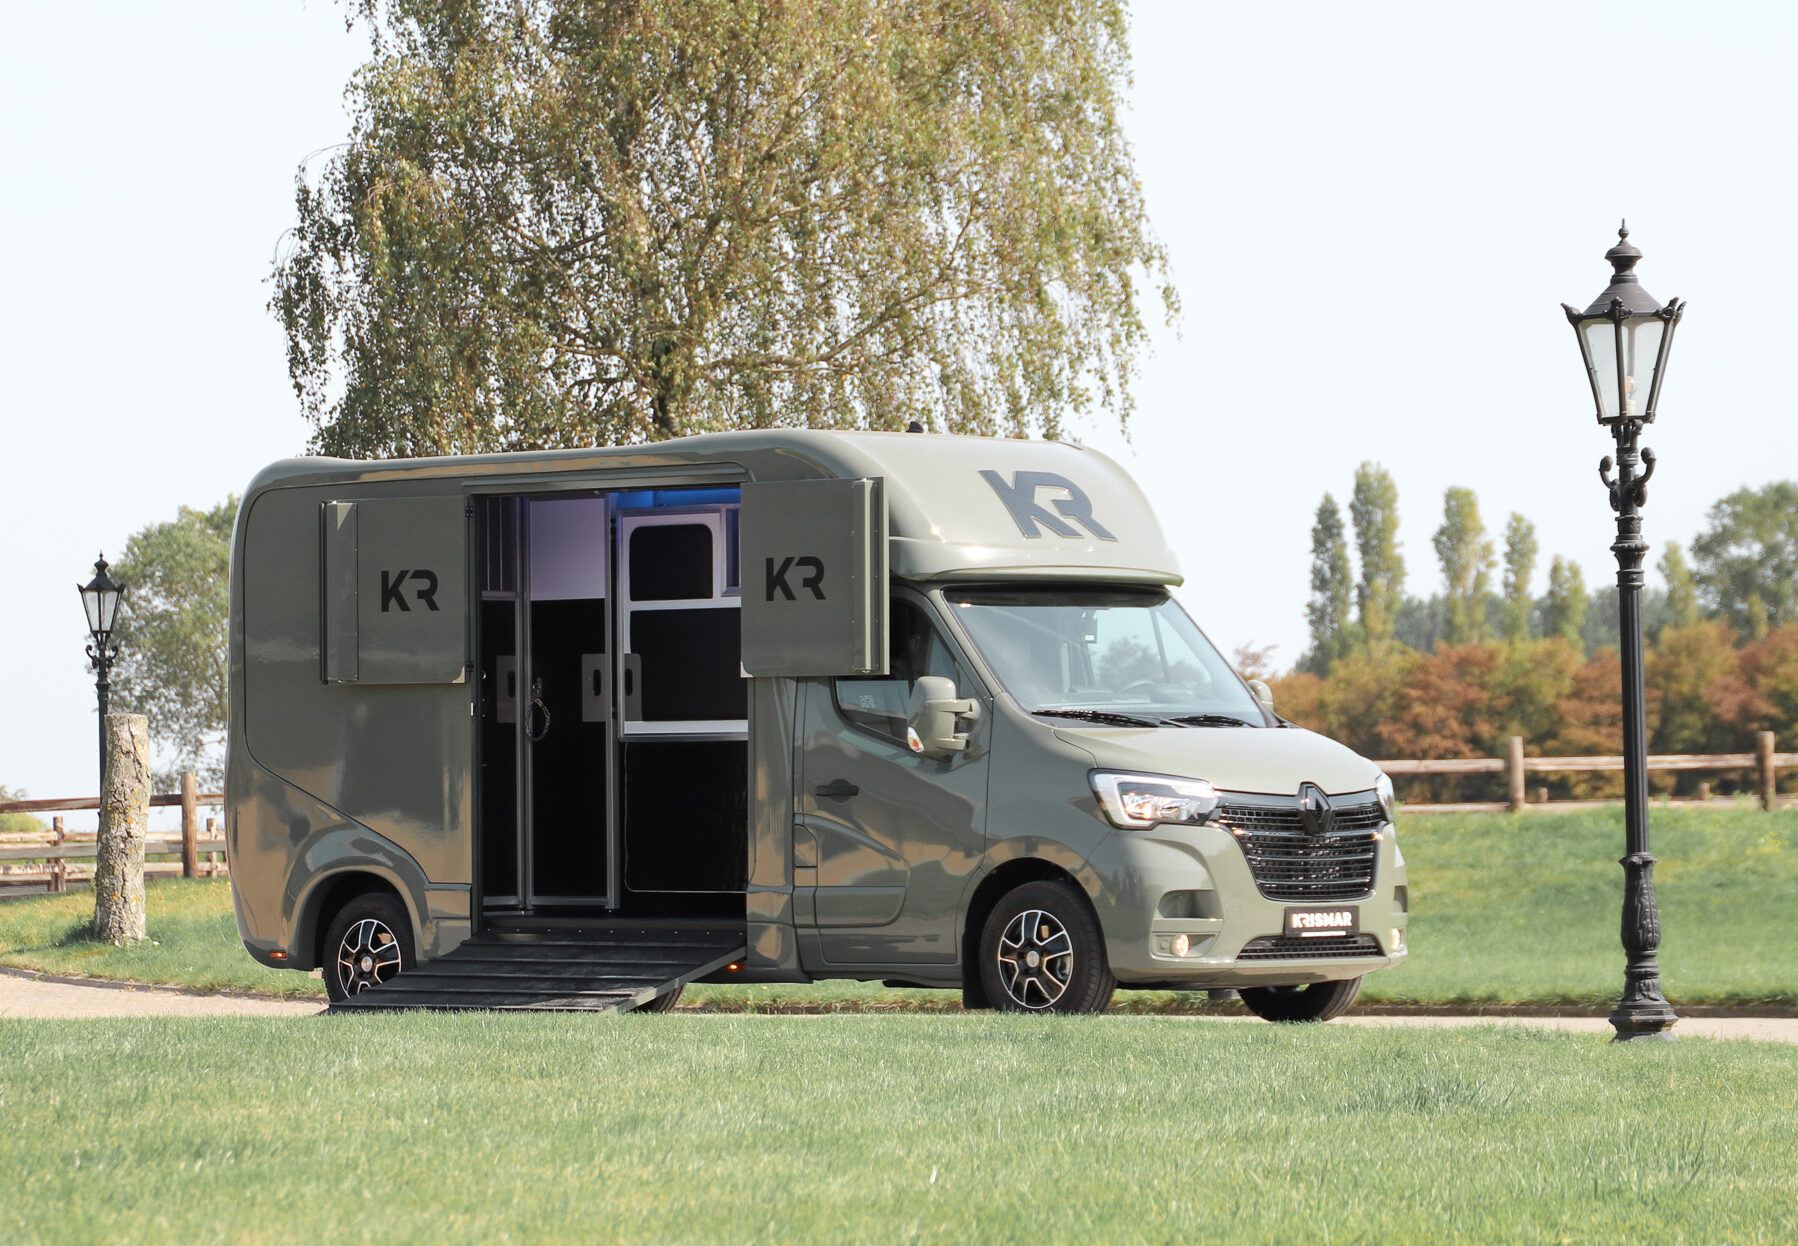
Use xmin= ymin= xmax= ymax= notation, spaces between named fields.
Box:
xmin=1391 ymin=928 xmax=1405 ymax=952
xmin=1172 ymin=933 xmax=1190 ymax=957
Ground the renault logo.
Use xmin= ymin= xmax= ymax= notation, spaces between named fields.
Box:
xmin=1297 ymin=783 xmax=1335 ymax=836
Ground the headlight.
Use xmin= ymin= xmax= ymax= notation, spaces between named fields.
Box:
xmin=1090 ymin=771 xmax=1219 ymax=830
xmin=1375 ymin=773 xmax=1395 ymax=822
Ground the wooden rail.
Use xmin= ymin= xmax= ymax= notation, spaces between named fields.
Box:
xmin=1377 ymin=731 xmax=1791 ymax=813
xmin=0 ymin=772 xmax=224 ymax=894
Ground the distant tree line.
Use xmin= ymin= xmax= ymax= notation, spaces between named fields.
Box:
xmin=1275 ymin=473 xmax=1798 ymax=800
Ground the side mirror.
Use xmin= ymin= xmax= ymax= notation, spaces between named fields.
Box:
xmin=907 ymin=675 xmax=979 ymax=759
xmin=1247 ymin=679 xmax=1274 ymax=711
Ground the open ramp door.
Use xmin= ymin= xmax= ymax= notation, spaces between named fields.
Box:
xmin=328 ymin=918 xmax=746 ymax=1012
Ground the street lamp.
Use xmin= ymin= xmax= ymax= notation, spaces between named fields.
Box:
xmin=1563 ymin=222 xmax=1685 ymax=1043
xmin=78 ymin=555 xmax=125 ymax=791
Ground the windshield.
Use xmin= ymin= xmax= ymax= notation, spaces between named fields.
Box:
xmin=945 ymin=587 xmax=1266 ymax=726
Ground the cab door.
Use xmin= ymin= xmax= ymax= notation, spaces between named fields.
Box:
xmin=796 ymin=598 xmax=990 ymax=966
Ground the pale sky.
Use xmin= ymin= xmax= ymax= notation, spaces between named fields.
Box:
xmin=2 ymin=1 xmax=1792 ymax=801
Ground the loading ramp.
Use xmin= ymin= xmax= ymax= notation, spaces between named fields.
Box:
xmin=329 ymin=917 xmax=747 ymax=1013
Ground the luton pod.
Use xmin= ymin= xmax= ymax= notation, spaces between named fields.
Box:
xmin=226 ymin=430 xmax=1408 ymax=1015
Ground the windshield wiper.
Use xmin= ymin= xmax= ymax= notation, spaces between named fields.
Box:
xmin=1033 ymin=708 xmax=1161 ymax=728
xmin=1165 ymin=714 xmax=1257 ymax=728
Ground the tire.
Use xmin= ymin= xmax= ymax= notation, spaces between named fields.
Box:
xmin=978 ymin=879 xmax=1115 ymax=1014
xmin=634 ymin=985 xmax=685 ymax=1013
xmin=322 ymin=892 xmax=415 ymax=1004
xmin=1238 ymin=976 xmax=1362 ymax=1023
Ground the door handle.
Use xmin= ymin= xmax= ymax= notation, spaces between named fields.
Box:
xmin=813 ymin=781 xmax=859 ymax=799
xmin=525 ymin=676 xmax=552 ymax=743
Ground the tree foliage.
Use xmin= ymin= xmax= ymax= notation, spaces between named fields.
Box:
xmin=108 ymin=500 xmax=237 ymax=789
xmin=1302 ymin=493 xmax=1353 ymax=673
xmin=274 ymin=0 xmax=1174 ymax=455
xmin=1432 ymin=486 xmax=1493 ymax=645
xmin=1691 ymin=481 xmax=1798 ymax=638
xmin=1349 ymin=463 xmax=1404 ymax=649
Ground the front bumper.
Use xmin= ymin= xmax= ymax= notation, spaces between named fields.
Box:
xmin=1083 ymin=819 xmax=1409 ymax=988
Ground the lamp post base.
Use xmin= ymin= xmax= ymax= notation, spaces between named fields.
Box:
xmin=1609 ymin=850 xmax=1677 ymax=1042
xmin=1610 ymin=1018 xmax=1678 ymax=1042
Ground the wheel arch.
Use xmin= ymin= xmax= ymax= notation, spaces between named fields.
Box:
xmin=295 ymin=870 xmax=415 ymax=972
xmin=961 ymin=857 xmax=1098 ymax=973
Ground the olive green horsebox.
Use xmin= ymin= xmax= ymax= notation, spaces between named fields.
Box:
xmin=227 ymin=429 xmax=1407 ymax=1016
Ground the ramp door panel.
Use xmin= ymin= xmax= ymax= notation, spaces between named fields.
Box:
xmin=330 ymin=920 xmax=746 ymax=1013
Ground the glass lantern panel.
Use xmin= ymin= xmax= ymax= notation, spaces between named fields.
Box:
xmin=1621 ymin=318 xmax=1666 ymax=418
xmin=82 ymin=589 xmax=104 ymax=636
xmin=1580 ymin=319 xmax=1620 ymax=421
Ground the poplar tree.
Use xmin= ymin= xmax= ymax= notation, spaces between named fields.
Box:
xmin=1501 ymin=513 xmax=1538 ymax=643
xmin=274 ymin=0 xmax=1173 ymax=455
xmin=1542 ymin=556 xmax=1590 ymax=649
xmin=1432 ymin=486 xmax=1494 ymax=645
xmin=1349 ymin=463 xmax=1405 ymax=649
xmin=1657 ymin=541 xmax=1700 ymax=628
xmin=1303 ymin=493 xmax=1354 ymax=672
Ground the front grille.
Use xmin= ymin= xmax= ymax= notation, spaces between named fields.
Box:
xmin=1215 ymin=799 xmax=1382 ymax=901
xmin=1237 ymin=933 xmax=1384 ymax=961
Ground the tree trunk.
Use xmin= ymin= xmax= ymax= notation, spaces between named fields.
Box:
xmin=93 ymin=714 xmax=150 ymax=945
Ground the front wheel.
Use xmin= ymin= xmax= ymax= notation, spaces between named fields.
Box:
xmin=323 ymin=893 xmax=414 ymax=1003
xmin=1238 ymin=976 xmax=1362 ymax=1023
xmin=978 ymin=880 xmax=1115 ymax=1014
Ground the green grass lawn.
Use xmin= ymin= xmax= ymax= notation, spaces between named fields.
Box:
xmin=2 ymin=1015 xmax=1794 ymax=1244
xmin=3 ymin=806 xmax=1794 ymax=1009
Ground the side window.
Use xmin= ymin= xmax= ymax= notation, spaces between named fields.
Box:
xmin=834 ymin=600 xmax=965 ymax=744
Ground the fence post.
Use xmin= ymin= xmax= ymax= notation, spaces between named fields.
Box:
xmin=1506 ymin=736 xmax=1526 ymax=813
xmin=180 ymin=770 xmax=199 ymax=879
xmin=1759 ymin=731 xmax=1778 ymax=811
xmin=51 ymin=815 xmax=66 ymax=893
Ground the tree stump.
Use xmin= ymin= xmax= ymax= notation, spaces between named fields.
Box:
xmin=93 ymin=714 xmax=150 ymax=944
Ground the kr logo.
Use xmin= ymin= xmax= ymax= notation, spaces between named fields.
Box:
xmin=979 ymin=470 xmax=1117 ymax=542
xmin=765 ymin=556 xmax=825 ymax=601
xmin=379 ymin=569 xmax=441 ymax=613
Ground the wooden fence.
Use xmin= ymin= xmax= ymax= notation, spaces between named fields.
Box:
xmin=0 ymin=734 xmax=1790 ymax=891
xmin=1377 ymin=730 xmax=1793 ymax=814
xmin=0 ymin=772 xmax=224 ymax=897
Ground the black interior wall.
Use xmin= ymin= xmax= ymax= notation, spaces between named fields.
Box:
xmin=623 ymin=740 xmax=748 ymax=895
xmin=528 ymin=598 xmax=609 ymax=900
xmin=630 ymin=609 xmax=747 ymax=722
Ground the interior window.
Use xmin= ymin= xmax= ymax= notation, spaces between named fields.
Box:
xmin=834 ymin=600 xmax=965 ymax=743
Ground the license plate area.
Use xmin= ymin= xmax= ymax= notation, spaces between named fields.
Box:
xmin=1283 ymin=906 xmax=1359 ymax=938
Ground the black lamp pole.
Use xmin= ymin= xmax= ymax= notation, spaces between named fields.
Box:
xmin=1563 ymin=224 xmax=1684 ymax=1042
xmin=78 ymin=556 xmax=125 ymax=792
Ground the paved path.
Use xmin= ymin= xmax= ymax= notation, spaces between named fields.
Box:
xmin=0 ymin=969 xmax=324 ymax=1018
xmin=2 ymin=970 xmax=1795 ymax=1039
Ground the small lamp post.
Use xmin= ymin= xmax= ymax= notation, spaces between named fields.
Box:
xmin=78 ymin=555 xmax=125 ymax=791
xmin=1562 ymin=223 xmax=1685 ymax=1042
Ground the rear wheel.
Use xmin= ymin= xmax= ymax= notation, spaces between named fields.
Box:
xmin=978 ymin=880 xmax=1115 ymax=1014
xmin=322 ymin=893 xmax=414 ymax=1004
xmin=1238 ymin=976 xmax=1362 ymax=1023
